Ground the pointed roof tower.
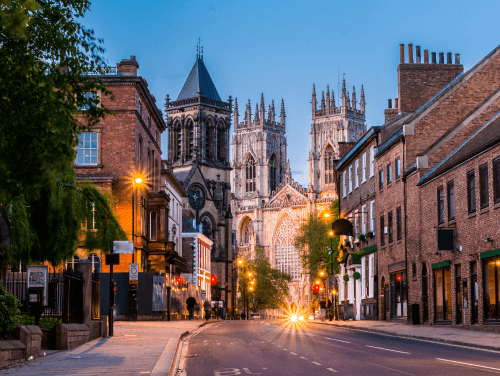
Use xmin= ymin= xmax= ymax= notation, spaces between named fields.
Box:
xmin=280 ymin=99 xmax=286 ymax=127
xmin=234 ymin=97 xmax=239 ymax=125
xmin=360 ymin=85 xmax=366 ymax=112
xmin=177 ymin=55 xmax=221 ymax=101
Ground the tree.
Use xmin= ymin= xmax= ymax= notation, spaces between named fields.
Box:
xmin=241 ymin=248 xmax=291 ymax=313
xmin=0 ymin=0 xmax=113 ymax=204
xmin=295 ymin=200 xmax=340 ymax=281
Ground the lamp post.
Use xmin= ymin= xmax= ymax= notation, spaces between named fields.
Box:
xmin=130 ymin=177 xmax=143 ymax=322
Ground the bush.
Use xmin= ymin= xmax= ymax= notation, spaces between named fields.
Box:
xmin=0 ymin=283 xmax=21 ymax=339
xmin=353 ymin=272 xmax=361 ymax=280
xmin=343 ymin=274 xmax=349 ymax=282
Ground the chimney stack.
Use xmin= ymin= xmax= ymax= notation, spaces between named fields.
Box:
xmin=432 ymin=52 xmax=437 ymax=64
xmin=424 ymin=49 xmax=429 ymax=64
xmin=447 ymin=52 xmax=452 ymax=64
xmin=439 ymin=52 xmax=444 ymax=64
xmin=416 ymin=46 xmax=421 ymax=63
xmin=408 ymin=44 xmax=414 ymax=64
xmin=455 ymin=53 xmax=460 ymax=65
xmin=400 ymin=44 xmax=405 ymax=64
xmin=394 ymin=98 xmax=399 ymax=109
xmin=388 ymin=99 xmax=392 ymax=109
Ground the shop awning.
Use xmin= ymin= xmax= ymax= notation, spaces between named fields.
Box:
xmin=354 ymin=244 xmax=377 ymax=257
xmin=432 ymin=261 xmax=451 ymax=269
xmin=480 ymin=248 xmax=500 ymax=259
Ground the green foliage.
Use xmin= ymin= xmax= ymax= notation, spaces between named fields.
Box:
xmin=0 ymin=0 xmax=113 ymax=204
xmin=240 ymin=248 xmax=291 ymax=312
xmin=17 ymin=313 xmax=61 ymax=330
xmin=295 ymin=200 xmax=340 ymax=280
xmin=353 ymin=272 xmax=361 ymax=280
xmin=343 ymin=274 xmax=349 ymax=282
xmin=0 ymin=283 xmax=21 ymax=339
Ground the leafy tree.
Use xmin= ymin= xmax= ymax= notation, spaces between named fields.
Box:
xmin=295 ymin=200 xmax=340 ymax=280
xmin=241 ymin=248 xmax=291 ymax=312
xmin=0 ymin=282 xmax=21 ymax=338
xmin=0 ymin=0 xmax=113 ymax=204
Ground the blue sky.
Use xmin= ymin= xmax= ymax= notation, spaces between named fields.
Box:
xmin=83 ymin=0 xmax=500 ymax=187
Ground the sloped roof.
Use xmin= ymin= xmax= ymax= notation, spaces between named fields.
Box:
xmin=177 ymin=58 xmax=221 ymax=101
xmin=418 ymin=112 xmax=500 ymax=185
xmin=182 ymin=213 xmax=199 ymax=234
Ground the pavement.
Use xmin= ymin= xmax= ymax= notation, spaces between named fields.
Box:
xmin=182 ymin=320 xmax=500 ymax=376
xmin=0 ymin=319 xmax=216 ymax=376
xmin=314 ymin=318 xmax=500 ymax=351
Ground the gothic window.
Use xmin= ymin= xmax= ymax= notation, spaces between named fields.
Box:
xmin=274 ymin=215 xmax=300 ymax=280
xmin=185 ymin=120 xmax=194 ymax=159
xmin=173 ymin=122 xmax=182 ymax=161
xmin=217 ymin=121 xmax=225 ymax=162
xmin=324 ymin=145 xmax=335 ymax=185
xmin=269 ymin=154 xmax=278 ymax=193
xmin=206 ymin=119 xmax=214 ymax=160
xmin=241 ymin=218 xmax=253 ymax=245
xmin=200 ymin=215 xmax=214 ymax=240
xmin=245 ymin=155 xmax=256 ymax=193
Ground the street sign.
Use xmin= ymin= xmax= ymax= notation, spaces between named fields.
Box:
xmin=129 ymin=263 xmax=138 ymax=284
xmin=105 ymin=253 xmax=120 ymax=265
xmin=114 ymin=241 xmax=134 ymax=254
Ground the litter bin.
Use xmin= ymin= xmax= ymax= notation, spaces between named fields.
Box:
xmin=412 ymin=303 xmax=420 ymax=325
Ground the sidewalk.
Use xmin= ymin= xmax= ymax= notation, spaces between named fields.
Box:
xmin=315 ymin=319 xmax=500 ymax=351
xmin=0 ymin=320 xmax=211 ymax=376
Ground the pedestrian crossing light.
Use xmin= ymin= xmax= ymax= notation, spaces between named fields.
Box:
xmin=313 ymin=284 xmax=320 ymax=293
xmin=211 ymin=275 xmax=218 ymax=285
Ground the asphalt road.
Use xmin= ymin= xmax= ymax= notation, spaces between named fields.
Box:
xmin=182 ymin=319 xmax=500 ymax=376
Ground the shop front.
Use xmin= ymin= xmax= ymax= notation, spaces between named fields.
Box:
xmin=432 ymin=261 xmax=452 ymax=323
xmin=388 ymin=261 xmax=407 ymax=319
xmin=481 ymin=249 xmax=500 ymax=323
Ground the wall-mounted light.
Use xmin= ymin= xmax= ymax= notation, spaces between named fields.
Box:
xmin=485 ymin=238 xmax=493 ymax=243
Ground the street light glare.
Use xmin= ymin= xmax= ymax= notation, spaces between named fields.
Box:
xmin=324 ymin=213 xmax=330 ymax=218
xmin=135 ymin=177 xmax=142 ymax=184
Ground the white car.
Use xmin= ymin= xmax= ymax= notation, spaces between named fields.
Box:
xmin=249 ymin=313 xmax=261 ymax=320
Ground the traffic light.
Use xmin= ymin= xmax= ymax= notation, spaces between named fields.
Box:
xmin=176 ymin=277 xmax=184 ymax=284
xmin=211 ymin=275 xmax=218 ymax=285
xmin=313 ymin=284 xmax=320 ymax=293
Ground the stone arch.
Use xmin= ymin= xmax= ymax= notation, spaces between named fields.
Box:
xmin=184 ymin=118 xmax=194 ymax=159
xmin=245 ymin=153 xmax=256 ymax=193
xmin=239 ymin=216 xmax=253 ymax=246
xmin=217 ymin=119 xmax=227 ymax=162
xmin=172 ymin=119 xmax=182 ymax=161
xmin=272 ymin=211 xmax=300 ymax=281
xmin=268 ymin=153 xmax=279 ymax=193
xmin=205 ymin=117 xmax=215 ymax=160
xmin=323 ymin=144 xmax=335 ymax=186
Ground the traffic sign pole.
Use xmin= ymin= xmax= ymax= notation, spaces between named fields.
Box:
xmin=109 ymin=241 xmax=114 ymax=337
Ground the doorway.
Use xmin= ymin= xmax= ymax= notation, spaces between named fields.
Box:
xmin=422 ymin=264 xmax=429 ymax=322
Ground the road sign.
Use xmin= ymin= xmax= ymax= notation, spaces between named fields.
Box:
xmin=105 ymin=253 xmax=120 ymax=265
xmin=129 ymin=263 xmax=138 ymax=284
xmin=114 ymin=241 xmax=133 ymax=254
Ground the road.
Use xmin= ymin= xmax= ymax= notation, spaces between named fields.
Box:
xmin=182 ymin=320 xmax=500 ymax=376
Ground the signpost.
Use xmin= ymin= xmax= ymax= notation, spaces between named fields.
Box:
xmin=129 ymin=263 xmax=138 ymax=285
xmin=105 ymin=242 xmax=120 ymax=336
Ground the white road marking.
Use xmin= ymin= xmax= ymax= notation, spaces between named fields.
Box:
xmin=283 ymin=349 xmax=287 ymax=351
xmin=300 ymin=356 xmax=307 ymax=360
xmin=324 ymin=337 xmax=351 ymax=344
xmin=243 ymin=368 xmax=261 ymax=374
xmin=436 ymin=358 xmax=500 ymax=372
xmin=289 ymin=352 xmax=297 ymax=355
xmin=366 ymin=345 xmax=410 ymax=354
xmin=312 ymin=362 xmax=323 ymax=366
xmin=327 ymin=368 xmax=338 ymax=373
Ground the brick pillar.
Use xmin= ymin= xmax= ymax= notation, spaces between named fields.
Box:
xmin=77 ymin=259 xmax=92 ymax=328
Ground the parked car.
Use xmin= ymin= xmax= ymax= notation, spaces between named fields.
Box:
xmin=249 ymin=313 xmax=261 ymax=320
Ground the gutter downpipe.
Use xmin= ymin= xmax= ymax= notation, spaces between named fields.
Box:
xmin=402 ymin=135 xmax=409 ymax=324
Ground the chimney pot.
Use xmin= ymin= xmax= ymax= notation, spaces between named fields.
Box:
xmin=394 ymin=98 xmax=399 ymax=109
xmin=439 ymin=52 xmax=444 ymax=64
xmin=455 ymin=53 xmax=460 ymax=65
xmin=400 ymin=44 xmax=405 ymax=64
xmin=447 ymin=52 xmax=452 ymax=64
xmin=408 ymin=43 xmax=414 ymax=63
xmin=416 ymin=46 xmax=421 ymax=63
xmin=431 ymin=52 xmax=437 ymax=64
xmin=130 ymin=55 xmax=136 ymax=60
xmin=388 ymin=99 xmax=392 ymax=109
xmin=424 ymin=49 xmax=429 ymax=64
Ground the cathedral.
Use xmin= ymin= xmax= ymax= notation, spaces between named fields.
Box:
xmin=231 ymin=79 xmax=366 ymax=306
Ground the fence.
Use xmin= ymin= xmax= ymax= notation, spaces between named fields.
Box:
xmin=92 ymin=273 xmax=100 ymax=320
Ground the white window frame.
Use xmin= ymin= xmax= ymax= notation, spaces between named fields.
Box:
xmin=370 ymin=200 xmax=375 ymax=232
xmin=361 ymin=257 xmax=366 ymax=299
xmin=361 ymin=204 xmax=366 ymax=234
xmin=354 ymin=209 xmax=359 ymax=235
xmin=76 ymin=132 xmax=99 ymax=166
xmin=396 ymin=157 xmax=401 ymax=179
xmin=342 ymin=171 xmax=347 ymax=198
xmin=370 ymin=146 xmax=375 ymax=177
xmin=348 ymin=166 xmax=353 ymax=193
xmin=362 ymin=153 xmax=367 ymax=183
xmin=368 ymin=254 xmax=374 ymax=298
xmin=355 ymin=160 xmax=359 ymax=188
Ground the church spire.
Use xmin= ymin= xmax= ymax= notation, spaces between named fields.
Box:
xmin=245 ymin=99 xmax=252 ymax=126
xmin=321 ymin=91 xmax=326 ymax=111
xmin=270 ymin=99 xmax=276 ymax=123
xmin=255 ymin=103 xmax=260 ymax=123
xmin=352 ymin=86 xmax=357 ymax=111
xmin=280 ymin=99 xmax=286 ymax=127
xmin=260 ymin=93 xmax=266 ymax=126
xmin=360 ymin=85 xmax=366 ymax=112
xmin=326 ymin=85 xmax=330 ymax=114
xmin=312 ymin=84 xmax=317 ymax=114
xmin=331 ymin=90 xmax=336 ymax=110
xmin=341 ymin=77 xmax=347 ymax=110
xmin=234 ymin=97 xmax=239 ymax=126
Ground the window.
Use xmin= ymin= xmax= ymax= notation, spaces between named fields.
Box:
xmin=370 ymin=146 xmax=375 ymax=177
xmin=348 ymin=166 xmax=353 ymax=193
xmin=391 ymin=272 xmax=407 ymax=317
xmin=388 ymin=211 xmax=393 ymax=243
xmin=380 ymin=215 xmax=385 ymax=246
xmin=370 ymin=200 xmax=375 ymax=232
xmin=468 ymin=171 xmax=476 ymax=213
xmin=379 ymin=169 xmax=384 ymax=190
xmin=324 ymin=145 xmax=335 ymax=185
xmin=269 ymin=154 xmax=278 ymax=192
xmin=447 ymin=181 xmax=455 ymax=220
xmin=387 ymin=163 xmax=392 ymax=184
xmin=354 ymin=210 xmax=359 ymax=235
xmin=434 ymin=267 xmax=452 ymax=321
xmin=342 ymin=171 xmax=347 ymax=198
xmin=361 ymin=204 xmax=366 ymax=234
xmin=494 ymin=157 xmax=500 ymax=203
xmin=76 ymin=132 xmax=99 ymax=165
xmin=396 ymin=157 xmax=401 ymax=179
xmin=483 ymin=258 xmax=500 ymax=321
xmin=355 ymin=160 xmax=359 ymax=188
xmin=87 ymin=253 xmax=101 ymax=274
xmin=480 ymin=164 xmax=489 ymax=208
xmin=396 ymin=206 xmax=402 ymax=240
xmin=217 ymin=122 xmax=225 ymax=162
xmin=66 ymin=256 xmax=80 ymax=272
xmin=362 ymin=153 xmax=367 ymax=183
xmin=138 ymin=100 xmax=142 ymax=116
xmin=437 ymin=186 xmax=444 ymax=224
xmin=368 ymin=254 xmax=375 ymax=297
xmin=245 ymin=155 xmax=256 ymax=192
xmin=150 ymin=211 xmax=157 ymax=241
xmin=138 ymin=137 xmax=143 ymax=171
xmin=79 ymin=92 xmax=98 ymax=110
xmin=187 ymin=122 xmax=194 ymax=158
xmin=361 ymin=257 xmax=366 ymax=299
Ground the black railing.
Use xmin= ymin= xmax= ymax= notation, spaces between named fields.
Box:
xmin=91 ymin=273 xmax=100 ymax=320
xmin=86 ymin=66 xmax=118 ymax=76
xmin=63 ymin=271 xmax=84 ymax=324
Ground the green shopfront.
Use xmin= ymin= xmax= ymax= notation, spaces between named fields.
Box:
xmin=481 ymin=249 xmax=500 ymax=322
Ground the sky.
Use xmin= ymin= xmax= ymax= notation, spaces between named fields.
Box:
xmin=83 ymin=0 xmax=500 ymax=187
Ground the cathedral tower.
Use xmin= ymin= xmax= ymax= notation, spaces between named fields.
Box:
xmin=231 ymin=94 xmax=288 ymax=204
xmin=308 ymin=78 xmax=366 ymax=196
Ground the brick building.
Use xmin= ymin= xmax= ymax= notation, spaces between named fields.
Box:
xmin=336 ymin=127 xmax=380 ymax=320
xmin=75 ymin=55 xmax=176 ymax=274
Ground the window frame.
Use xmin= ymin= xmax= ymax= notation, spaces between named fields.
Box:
xmin=396 ymin=206 xmax=402 ymax=240
xmin=437 ymin=186 xmax=445 ymax=224
xmin=76 ymin=131 xmax=100 ymax=166
xmin=370 ymin=146 xmax=375 ymax=177
xmin=380 ymin=215 xmax=385 ymax=246
xmin=348 ymin=166 xmax=353 ymax=193
xmin=370 ymin=200 xmax=375 ymax=232
xmin=379 ymin=169 xmax=384 ymax=191
xmin=447 ymin=181 xmax=455 ymax=221
xmin=479 ymin=163 xmax=489 ymax=209
xmin=388 ymin=211 xmax=393 ymax=243
xmin=387 ymin=163 xmax=392 ymax=185
xmin=494 ymin=157 xmax=500 ymax=204
xmin=342 ymin=171 xmax=347 ymax=198
xmin=396 ymin=157 xmax=401 ymax=179
xmin=361 ymin=204 xmax=367 ymax=234
xmin=362 ymin=153 xmax=367 ymax=183
xmin=468 ymin=170 xmax=476 ymax=213
xmin=355 ymin=160 xmax=359 ymax=188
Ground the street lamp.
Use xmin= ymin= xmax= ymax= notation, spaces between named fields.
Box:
xmin=129 ymin=175 xmax=144 ymax=322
